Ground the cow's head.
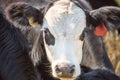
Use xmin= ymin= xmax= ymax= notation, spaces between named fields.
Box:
xmin=5 ymin=0 xmax=120 ymax=79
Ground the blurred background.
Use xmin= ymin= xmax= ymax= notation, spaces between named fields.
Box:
xmin=0 ymin=0 xmax=120 ymax=77
xmin=116 ymin=0 xmax=120 ymax=5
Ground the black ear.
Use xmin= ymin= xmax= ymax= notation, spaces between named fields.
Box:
xmin=5 ymin=2 xmax=44 ymax=28
xmin=90 ymin=6 xmax=120 ymax=36
xmin=0 ymin=6 xmax=3 ymax=14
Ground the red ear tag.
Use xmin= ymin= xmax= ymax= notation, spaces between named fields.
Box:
xmin=94 ymin=22 xmax=108 ymax=36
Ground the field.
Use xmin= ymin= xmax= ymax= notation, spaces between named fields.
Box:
xmin=104 ymin=30 xmax=120 ymax=76
xmin=116 ymin=0 xmax=120 ymax=5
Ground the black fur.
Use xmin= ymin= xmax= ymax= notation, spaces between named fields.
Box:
xmin=5 ymin=2 xmax=58 ymax=80
xmin=81 ymin=28 xmax=114 ymax=71
xmin=88 ymin=0 xmax=118 ymax=9
xmin=5 ymin=2 xmax=43 ymax=27
xmin=90 ymin=6 xmax=120 ymax=30
xmin=0 ymin=8 xmax=38 ymax=80
xmin=75 ymin=69 xmax=120 ymax=80
xmin=5 ymin=2 xmax=45 ymax=64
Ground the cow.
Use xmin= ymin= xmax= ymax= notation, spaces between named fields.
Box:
xmin=4 ymin=0 xmax=120 ymax=80
xmin=0 ymin=7 xmax=38 ymax=80
xmin=76 ymin=69 xmax=120 ymax=80
xmin=87 ymin=0 xmax=118 ymax=9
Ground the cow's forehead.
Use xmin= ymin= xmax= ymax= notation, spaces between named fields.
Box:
xmin=43 ymin=0 xmax=86 ymax=38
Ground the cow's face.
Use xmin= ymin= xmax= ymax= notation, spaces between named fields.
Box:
xmin=6 ymin=0 xmax=120 ymax=80
xmin=42 ymin=0 xmax=86 ymax=79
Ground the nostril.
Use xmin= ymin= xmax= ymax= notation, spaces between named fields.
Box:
xmin=55 ymin=65 xmax=61 ymax=74
xmin=70 ymin=65 xmax=75 ymax=74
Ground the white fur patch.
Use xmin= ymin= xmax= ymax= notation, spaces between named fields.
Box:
xmin=81 ymin=0 xmax=92 ymax=10
xmin=42 ymin=0 xmax=86 ymax=79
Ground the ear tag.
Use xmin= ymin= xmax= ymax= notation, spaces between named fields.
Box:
xmin=94 ymin=22 xmax=108 ymax=36
xmin=28 ymin=17 xmax=40 ymax=28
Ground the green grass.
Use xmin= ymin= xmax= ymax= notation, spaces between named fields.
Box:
xmin=115 ymin=0 xmax=120 ymax=5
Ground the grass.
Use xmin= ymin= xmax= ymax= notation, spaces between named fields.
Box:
xmin=104 ymin=30 xmax=120 ymax=76
xmin=116 ymin=0 xmax=120 ymax=5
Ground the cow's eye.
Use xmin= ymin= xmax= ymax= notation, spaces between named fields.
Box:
xmin=79 ymin=28 xmax=86 ymax=41
xmin=44 ymin=28 xmax=55 ymax=45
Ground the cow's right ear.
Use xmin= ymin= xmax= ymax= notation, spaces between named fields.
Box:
xmin=5 ymin=2 xmax=44 ymax=28
xmin=89 ymin=6 xmax=120 ymax=36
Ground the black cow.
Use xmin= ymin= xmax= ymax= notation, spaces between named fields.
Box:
xmin=5 ymin=2 xmax=58 ymax=80
xmin=0 ymin=7 xmax=38 ymax=80
xmin=4 ymin=0 xmax=120 ymax=80
xmin=76 ymin=69 xmax=120 ymax=80
xmin=87 ymin=0 xmax=118 ymax=9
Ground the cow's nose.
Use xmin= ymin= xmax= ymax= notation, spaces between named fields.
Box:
xmin=55 ymin=63 xmax=75 ymax=78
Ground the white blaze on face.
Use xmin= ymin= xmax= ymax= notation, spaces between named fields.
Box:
xmin=42 ymin=0 xmax=86 ymax=78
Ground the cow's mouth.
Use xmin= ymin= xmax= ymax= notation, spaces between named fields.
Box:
xmin=59 ymin=77 xmax=75 ymax=80
xmin=55 ymin=72 xmax=77 ymax=80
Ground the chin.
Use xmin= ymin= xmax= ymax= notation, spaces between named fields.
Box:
xmin=54 ymin=74 xmax=78 ymax=80
xmin=59 ymin=78 xmax=75 ymax=80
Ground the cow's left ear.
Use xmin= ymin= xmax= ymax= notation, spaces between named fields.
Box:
xmin=5 ymin=2 xmax=45 ymax=28
xmin=89 ymin=6 xmax=120 ymax=36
